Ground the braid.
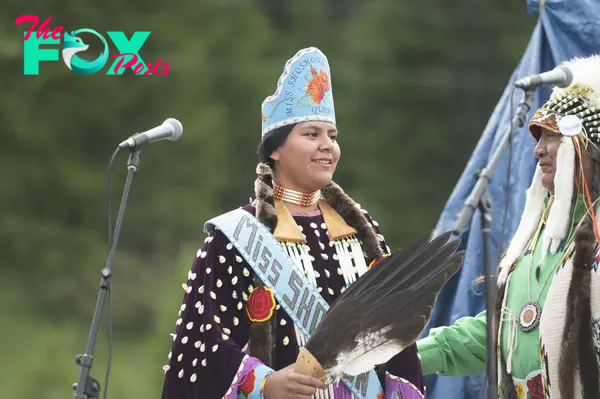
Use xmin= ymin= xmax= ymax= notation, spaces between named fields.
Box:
xmin=248 ymin=162 xmax=278 ymax=367
xmin=254 ymin=163 xmax=277 ymax=231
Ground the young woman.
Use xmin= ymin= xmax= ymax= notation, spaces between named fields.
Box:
xmin=161 ymin=47 xmax=425 ymax=399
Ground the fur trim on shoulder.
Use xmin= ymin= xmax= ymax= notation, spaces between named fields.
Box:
xmin=253 ymin=163 xmax=384 ymax=261
xmin=321 ymin=182 xmax=384 ymax=261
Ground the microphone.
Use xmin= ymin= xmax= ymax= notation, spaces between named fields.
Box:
xmin=514 ymin=65 xmax=573 ymax=89
xmin=118 ymin=118 xmax=183 ymax=149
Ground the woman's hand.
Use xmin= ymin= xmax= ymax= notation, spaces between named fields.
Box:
xmin=263 ymin=365 xmax=327 ymax=399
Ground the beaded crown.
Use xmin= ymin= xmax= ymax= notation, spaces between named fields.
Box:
xmin=260 ymin=47 xmax=336 ymax=139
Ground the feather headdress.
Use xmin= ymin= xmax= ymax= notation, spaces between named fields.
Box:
xmin=498 ymin=53 xmax=600 ymax=286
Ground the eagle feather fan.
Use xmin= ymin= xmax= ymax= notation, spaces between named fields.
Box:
xmin=294 ymin=230 xmax=464 ymax=383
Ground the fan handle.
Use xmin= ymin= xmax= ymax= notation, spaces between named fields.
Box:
xmin=294 ymin=347 xmax=326 ymax=380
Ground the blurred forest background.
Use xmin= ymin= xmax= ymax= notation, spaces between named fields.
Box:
xmin=1 ymin=1 xmax=537 ymax=398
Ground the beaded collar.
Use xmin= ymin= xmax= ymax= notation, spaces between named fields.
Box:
xmin=273 ymin=183 xmax=321 ymax=207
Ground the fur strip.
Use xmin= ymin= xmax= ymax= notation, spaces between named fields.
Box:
xmin=542 ymin=138 xmax=575 ymax=258
xmin=559 ymin=228 xmax=599 ymax=399
xmin=497 ymin=166 xmax=547 ymax=287
xmin=577 ymin=280 xmax=600 ymax=399
xmin=320 ymin=182 xmax=384 ymax=262
xmin=572 ymin=228 xmax=600 ymax=398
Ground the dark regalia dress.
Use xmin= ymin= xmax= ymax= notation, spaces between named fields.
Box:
xmin=161 ymin=197 xmax=426 ymax=398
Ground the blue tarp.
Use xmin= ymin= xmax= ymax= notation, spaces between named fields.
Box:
xmin=422 ymin=1 xmax=600 ymax=398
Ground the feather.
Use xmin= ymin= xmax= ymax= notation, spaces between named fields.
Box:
xmin=553 ymin=54 xmax=600 ymax=109
xmin=296 ymin=230 xmax=464 ymax=382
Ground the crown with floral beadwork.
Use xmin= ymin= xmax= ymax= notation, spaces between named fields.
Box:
xmin=260 ymin=47 xmax=336 ymax=139
xmin=529 ymin=54 xmax=600 ymax=142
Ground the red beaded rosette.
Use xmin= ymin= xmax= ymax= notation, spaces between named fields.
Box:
xmin=246 ymin=286 xmax=276 ymax=322
xmin=368 ymin=254 xmax=391 ymax=269
xmin=527 ymin=374 xmax=544 ymax=399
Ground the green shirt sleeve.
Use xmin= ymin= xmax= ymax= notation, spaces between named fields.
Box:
xmin=416 ymin=310 xmax=488 ymax=377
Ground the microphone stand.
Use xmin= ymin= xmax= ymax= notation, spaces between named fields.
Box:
xmin=451 ymin=87 xmax=535 ymax=399
xmin=72 ymin=147 xmax=143 ymax=399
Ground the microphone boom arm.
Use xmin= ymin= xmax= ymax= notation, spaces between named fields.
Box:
xmin=452 ymin=88 xmax=535 ymax=236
